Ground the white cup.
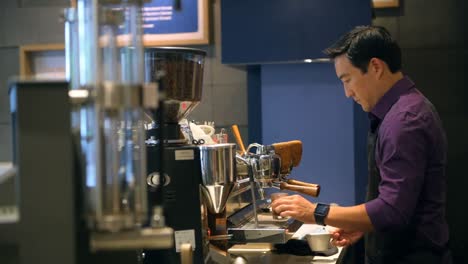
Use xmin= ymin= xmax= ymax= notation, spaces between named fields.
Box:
xmin=305 ymin=233 xmax=331 ymax=252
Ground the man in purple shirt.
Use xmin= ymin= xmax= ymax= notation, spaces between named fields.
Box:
xmin=271 ymin=26 xmax=451 ymax=263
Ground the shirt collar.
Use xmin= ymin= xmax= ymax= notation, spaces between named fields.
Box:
xmin=370 ymin=75 xmax=416 ymax=120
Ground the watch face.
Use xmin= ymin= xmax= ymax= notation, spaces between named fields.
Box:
xmin=314 ymin=203 xmax=329 ymax=226
xmin=315 ymin=203 xmax=329 ymax=216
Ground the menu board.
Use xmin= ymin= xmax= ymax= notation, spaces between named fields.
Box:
xmin=142 ymin=0 xmax=209 ymax=46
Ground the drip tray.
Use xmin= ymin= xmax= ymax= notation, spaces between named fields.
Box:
xmin=227 ymin=212 xmax=301 ymax=244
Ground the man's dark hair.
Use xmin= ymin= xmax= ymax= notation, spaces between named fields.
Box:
xmin=323 ymin=26 xmax=402 ymax=73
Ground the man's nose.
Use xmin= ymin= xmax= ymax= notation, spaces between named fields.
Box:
xmin=344 ymin=86 xmax=353 ymax=98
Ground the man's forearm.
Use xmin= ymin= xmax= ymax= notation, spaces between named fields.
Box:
xmin=324 ymin=204 xmax=374 ymax=232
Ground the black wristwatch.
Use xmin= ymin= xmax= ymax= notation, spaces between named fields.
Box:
xmin=314 ymin=203 xmax=330 ymax=226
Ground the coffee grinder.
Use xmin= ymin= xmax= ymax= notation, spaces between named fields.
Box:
xmin=143 ymin=48 xmax=237 ymax=263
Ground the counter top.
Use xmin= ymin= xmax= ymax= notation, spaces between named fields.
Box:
xmin=273 ymin=224 xmax=342 ymax=263
xmin=224 ymin=224 xmax=342 ymax=264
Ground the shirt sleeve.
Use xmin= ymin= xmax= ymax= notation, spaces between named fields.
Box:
xmin=365 ymin=111 xmax=429 ymax=231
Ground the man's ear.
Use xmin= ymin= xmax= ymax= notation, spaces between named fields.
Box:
xmin=368 ymin=58 xmax=385 ymax=79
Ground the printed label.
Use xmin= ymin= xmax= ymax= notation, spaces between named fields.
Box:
xmin=174 ymin=229 xmax=196 ymax=252
xmin=175 ymin=149 xmax=194 ymax=160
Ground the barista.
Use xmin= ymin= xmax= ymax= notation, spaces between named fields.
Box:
xmin=271 ymin=26 xmax=451 ymax=264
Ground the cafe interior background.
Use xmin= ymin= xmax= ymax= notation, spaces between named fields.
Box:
xmin=0 ymin=0 xmax=466 ymax=263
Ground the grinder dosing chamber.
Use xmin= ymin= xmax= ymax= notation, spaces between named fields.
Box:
xmin=199 ymin=144 xmax=237 ymax=214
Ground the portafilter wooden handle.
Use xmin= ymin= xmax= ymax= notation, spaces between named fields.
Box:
xmin=280 ymin=182 xmax=320 ymax=197
xmin=231 ymin=125 xmax=246 ymax=154
xmin=286 ymin=179 xmax=319 ymax=188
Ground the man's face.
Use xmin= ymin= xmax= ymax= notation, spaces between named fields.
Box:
xmin=334 ymin=55 xmax=377 ymax=112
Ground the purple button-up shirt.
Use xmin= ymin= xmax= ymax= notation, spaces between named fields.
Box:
xmin=365 ymin=76 xmax=449 ymax=249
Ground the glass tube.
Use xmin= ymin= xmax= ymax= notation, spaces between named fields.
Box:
xmin=77 ymin=0 xmax=147 ymax=232
xmin=64 ymin=7 xmax=80 ymax=90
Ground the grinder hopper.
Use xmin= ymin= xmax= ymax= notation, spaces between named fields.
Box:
xmin=145 ymin=47 xmax=206 ymax=126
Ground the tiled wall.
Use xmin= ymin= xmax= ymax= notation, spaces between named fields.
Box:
xmin=0 ymin=0 xmax=249 ymax=161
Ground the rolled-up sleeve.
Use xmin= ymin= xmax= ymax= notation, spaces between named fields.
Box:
xmin=365 ymin=111 xmax=428 ymax=231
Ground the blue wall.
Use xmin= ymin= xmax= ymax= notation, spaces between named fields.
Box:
xmin=221 ymin=0 xmax=373 ymax=64
xmin=260 ymin=63 xmax=362 ymax=206
xmin=221 ymin=0 xmax=372 ymax=206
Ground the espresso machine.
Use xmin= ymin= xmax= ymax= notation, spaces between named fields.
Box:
xmin=139 ymin=47 xmax=321 ymax=263
xmin=225 ymin=140 xmax=321 ymax=246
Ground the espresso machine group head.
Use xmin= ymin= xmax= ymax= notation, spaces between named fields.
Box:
xmin=232 ymin=140 xmax=320 ymax=232
xmin=237 ymin=140 xmax=320 ymax=196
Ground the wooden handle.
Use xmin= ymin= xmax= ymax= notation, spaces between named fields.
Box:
xmin=231 ymin=125 xmax=246 ymax=154
xmin=286 ymin=179 xmax=319 ymax=188
xmin=272 ymin=140 xmax=303 ymax=174
xmin=280 ymin=182 xmax=320 ymax=197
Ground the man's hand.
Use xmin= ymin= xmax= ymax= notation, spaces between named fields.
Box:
xmin=330 ymin=228 xmax=364 ymax=247
xmin=270 ymin=194 xmax=315 ymax=223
